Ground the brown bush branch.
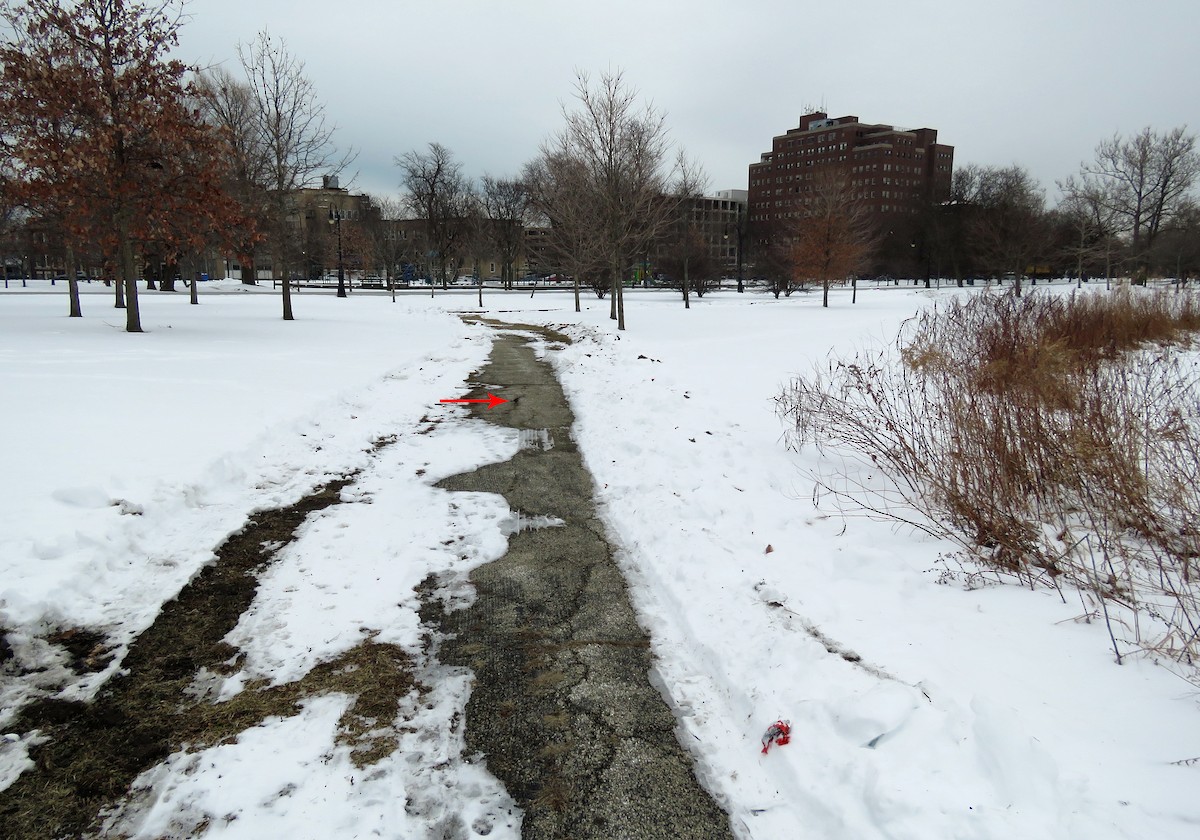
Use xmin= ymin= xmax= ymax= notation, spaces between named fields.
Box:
xmin=779 ymin=289 xmax=1200 ymax=677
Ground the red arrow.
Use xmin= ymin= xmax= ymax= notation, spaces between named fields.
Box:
xmin=440 ymin=393 xmax=508 ymax=410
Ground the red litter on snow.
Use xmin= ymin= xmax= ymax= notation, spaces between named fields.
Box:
xmin=761 ymin=720 xmax=791 ymax=754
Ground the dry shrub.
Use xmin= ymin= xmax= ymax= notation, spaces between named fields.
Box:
xmin=779 ymin=287 xmax=1200 ymax=671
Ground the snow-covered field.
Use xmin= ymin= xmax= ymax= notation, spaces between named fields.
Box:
xmin=1 ymin=280 xmax=1197 ymax=838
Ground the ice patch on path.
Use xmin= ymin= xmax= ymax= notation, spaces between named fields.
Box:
xmin=499 ymin=510 xmax=566 ymax=535
xmin=517 ymin=428 xmax=554 ymax=451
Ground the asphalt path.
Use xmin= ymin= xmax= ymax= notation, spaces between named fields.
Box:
xmin=432 ymin=321 xmax=734 ymax=839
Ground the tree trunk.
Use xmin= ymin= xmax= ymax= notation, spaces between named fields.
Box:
xmin=68 ymin=277 xmax=82 ymax=318
xmin=160 ymin=258 xmax=177 ymax=292
xmin=190 ymin=272 xmax=199 ymax=304
xmin=683 ymin=256 xmax=691 ymax=310
xmin=276 ymin=246 xmax=294 ymax=320
xmin=121 ymin=234 xmax=143 ymax=333
xmin=573 ymin=274 xmax=581 ymax=313
xmin=617 ymin=273 xmax=626 ymax=331
xmin=1076 ymin=237 xmax=1084 ymax=290
xmin=852 ymin=276 xmax=858 ymax=305
xmin=65 ymin=245 xmax=82 ymax=318
xmin=609 ymin=265 xmax=618 ymax=321
xmin=282 ymin=274 xmax=294 ymax=320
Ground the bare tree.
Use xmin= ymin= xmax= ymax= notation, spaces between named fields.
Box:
xmin=969 ymin=165 xmax=1048 ymax=297
xmin=928 ymin=163 xmax=988 ymax=288
xmin=1148 ymin=199 xmax=1200 ymax=285
xmin=548 ymin=69 xmax=674 ymax=330
xmin=1057 ymin=174 xmax=1121 ymax=288
xmin=238 ymin=30 xmax=350 ymax=320
xmin=479 ymin=175 xmax=530 ymax=290
xmin=523 ymin=151 xmax=606 ymax=312
xmin=1084 ymin=127 xmax=1200 ymax=267
xmin=396 ymin=143 xmax=475 ymax=294
xmin=365 ymin=195 xmax=410 ymax=301
xmin=787 ymin=171 xmax=878 ymax=307
xmin=195 ymin=67 xmax=269 ymax=292
xmin=660 ymin=152 xmax=709 ymax=309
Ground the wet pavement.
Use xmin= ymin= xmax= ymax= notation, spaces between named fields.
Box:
xmin=430 ymin=323 xmax=734 ymax=839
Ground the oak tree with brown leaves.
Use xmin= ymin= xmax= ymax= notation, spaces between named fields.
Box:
xmin=0 ymin=0 xmax=243 ymax=330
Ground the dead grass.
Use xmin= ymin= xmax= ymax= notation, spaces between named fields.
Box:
xmin=531 ymin=775 xmax=571 ymax=813
xmin=0 ymin=478 xmax=423 ymax=839
xmin=538 ymin=740 xmax=575 ymax=760
xmin=780 ymin=287 xmax=1200 ymax=674
xmin=529 ymin=669 xmax=570 ymax=692
xmin=542 ymin=711 xmax=571 ymax=729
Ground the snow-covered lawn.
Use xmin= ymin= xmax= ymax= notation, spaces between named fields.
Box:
xmin=1 ymin=280 xmax=1197 ymax=838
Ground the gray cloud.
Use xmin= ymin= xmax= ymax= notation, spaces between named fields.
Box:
xmin=181 ymin=0 xmax=1200 ymax=201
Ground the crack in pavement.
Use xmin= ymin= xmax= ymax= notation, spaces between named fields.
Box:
xmin=428 ymin=324 xmax=733 ymax=839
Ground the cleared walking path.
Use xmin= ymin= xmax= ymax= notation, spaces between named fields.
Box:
xmin=432 ymin=321 xmax=734 ymax=839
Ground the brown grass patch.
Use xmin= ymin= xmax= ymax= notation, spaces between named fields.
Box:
xmin=780 ymin=287 xmax=1200 ymax=673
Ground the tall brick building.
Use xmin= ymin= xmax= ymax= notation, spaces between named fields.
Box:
xmin=747 ymin=111 xmax=953 ymax=277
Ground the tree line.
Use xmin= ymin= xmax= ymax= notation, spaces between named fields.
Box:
xmin=929 ymin=126 xmax=1199 ymax=296
xmin=757 ymin=127 xmax=1199 ymax=305
xmin=0 ymin=1 xmax=699 ymax=332
xmin=3 ymin=2 xmax=1196 ymax=334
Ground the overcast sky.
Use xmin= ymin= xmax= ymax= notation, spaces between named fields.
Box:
xmin=179 ymin=0 xmax=1199 ymax=203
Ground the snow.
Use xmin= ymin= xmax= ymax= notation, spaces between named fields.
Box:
xmin=2 ymin=279 xmax=1198 ymax=838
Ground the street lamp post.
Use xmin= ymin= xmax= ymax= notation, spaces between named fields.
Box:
xmin=329 ymin=208 xmax=347 ymax=298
